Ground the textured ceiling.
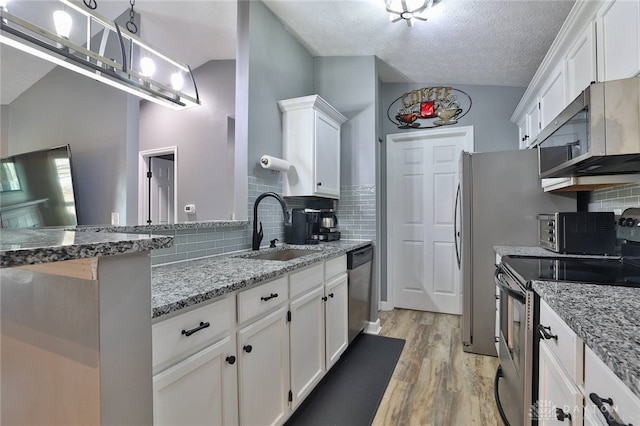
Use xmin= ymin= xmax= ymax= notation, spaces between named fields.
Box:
xmin=1 ymin=0 xmax=575 ymax=105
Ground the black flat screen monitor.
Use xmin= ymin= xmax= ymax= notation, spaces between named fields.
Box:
xmin=0 ymin=145 xmax=79 ymax=228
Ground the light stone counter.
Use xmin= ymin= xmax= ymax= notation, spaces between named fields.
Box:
xmin=151 ymin=240 xmax=372 ymax=319
xmin=533 ymin=281 xmax=640 ymax=400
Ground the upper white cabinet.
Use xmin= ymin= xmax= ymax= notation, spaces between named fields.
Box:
xmin=539 ymin=64 xmax=566 ymax=130
xmin=511 ymin=0 xmax=640 ymax=149
xmin=596 ymin=0 xmax=640 ymax=81
xmin=278 ymin=95 xmax=347 ymax=199
xmin=566 ymin=22 xmax=597 ymax=100
xmin=525 ymin=99 xmax=541 ymax=147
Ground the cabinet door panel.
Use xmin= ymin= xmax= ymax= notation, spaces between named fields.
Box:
xmin=325 ymin=273 xmax=349 ymax=369
xmin=597 ymin=0 xmax=640 ymax=81
xmin=290 ymin=286 xmax=325 ymax=409
xmin=314 ymin=111 xmax=341 ymax=197
xmin=525 ymin=99 xmax=540 ymax=146
xmin=538 ymin=342 xmax=583 ymax=426
xmin=539 ymin=64 xmax=566 ymax=129
xmin=153 ymin=335 xmax=238 ymax=426
xmin=567 ymin=22 xmax=596 ymax=99
xmin=238 ymin=307 xmax=290 ymax=426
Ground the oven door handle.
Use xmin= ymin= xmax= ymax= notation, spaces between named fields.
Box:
xmin=495 ymin=268 xmax=526 ymax=304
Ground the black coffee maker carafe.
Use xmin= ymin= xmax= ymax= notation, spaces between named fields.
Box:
xmin=284 ymin=209 xmax=319 ymax=245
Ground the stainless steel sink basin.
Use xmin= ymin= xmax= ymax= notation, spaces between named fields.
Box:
xmin=243 ymin=249 xmax=319 ymax=261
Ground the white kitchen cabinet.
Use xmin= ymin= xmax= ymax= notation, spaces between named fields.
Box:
xmin=237 ymin=306 xmax=290 ymax=426
xmin=538 ymin=341 xmax=583 ymax=426
xmin=539 ymin=64 xmax=567 ymax=130
xmin=525 ymin=99 xmax=541 ymax=146
xmin=584 ymin=346 xmax=640 ymax=426
xmin=596 ymin=0 xmax=640 ymax=81
xmin=324 ymin=272 xmax=349 ymax=369
xmin=289 ymin=286 xmax=326 ymax=409
xmin=517 ymin=115 xmax=528 ymax=149
xmin=566 ymin=21 xmax=597 ymax=100
xmin=278 ymin=95 xmax=347 ymax=199
xmin=153 ymin=335 xmax=238 ymax=426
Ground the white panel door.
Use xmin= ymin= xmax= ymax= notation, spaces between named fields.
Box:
xmin=151 ymin=157 xmax=175 ymax=224
xmin=387 ymin=127 xmax=474 ymax=314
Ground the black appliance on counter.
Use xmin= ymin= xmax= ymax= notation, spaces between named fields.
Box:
xmin=537 ymin=212 xmax=617 ymax=255
xmin=494 ymin=207 xmax=640 ymax=426
xmin=284 ymin=209 xmax=319 ymax=245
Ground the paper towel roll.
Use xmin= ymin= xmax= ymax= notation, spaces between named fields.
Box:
xmin=260 ymin=155 xmax=290 ymax=172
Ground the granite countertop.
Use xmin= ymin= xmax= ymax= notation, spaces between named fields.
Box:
xmin=151 ymin=240 xmax=372 ymax=319
xmin=73 ymin=220 xmax=249 ymax=233
xmin=494 ymin=245 xmax=620 ymax=259
xmin=0 ymin=228 xmax=173 ymax=267
xmin=533 ymin=281 xmax=640 ymax=400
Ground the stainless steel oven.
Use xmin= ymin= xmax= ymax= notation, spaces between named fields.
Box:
xmin=494 ymin=263 xmax=537 ymax=426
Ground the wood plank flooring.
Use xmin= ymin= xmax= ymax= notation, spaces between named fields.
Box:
xmin=372 ymin=309 xmax=502 ymax=426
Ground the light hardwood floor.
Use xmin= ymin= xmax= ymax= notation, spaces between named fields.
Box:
xmin=372 ymin=309 xmax=502 ymax=426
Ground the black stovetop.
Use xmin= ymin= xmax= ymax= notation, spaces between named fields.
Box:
xmin=502 ymin=255 xmax=640 ymax=288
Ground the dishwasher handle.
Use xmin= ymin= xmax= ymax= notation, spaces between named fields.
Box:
xmin=347 ymin=245 xmax=373 ymax=269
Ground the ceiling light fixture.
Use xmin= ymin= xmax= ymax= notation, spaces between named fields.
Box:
xmin=0 ymin=0 xmax=200 ymax=110
xmin=385 ymin=0 xmax=434 ymax=27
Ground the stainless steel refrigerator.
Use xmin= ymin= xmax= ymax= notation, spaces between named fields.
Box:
xmin=456 ymin=149 xmax=576 ymax=356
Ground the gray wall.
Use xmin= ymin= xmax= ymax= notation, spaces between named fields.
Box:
xmin=314 ymin=56 xmax=377 ymax=186
xmin=139 ymin=60 xmax=236 ymax=222
xmin=6 ymin=67 xmax=136 ymax=226
xmin=246 ymin=0 xmax=314 ymax=181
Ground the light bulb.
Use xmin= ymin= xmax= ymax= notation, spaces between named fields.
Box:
xmin=171 ymin=72 xmax=184 ymax=91
xmin=53 ymin=10 xmax=72 ymax=39
xmin=140 ymin=57 xmax=155 ymax=77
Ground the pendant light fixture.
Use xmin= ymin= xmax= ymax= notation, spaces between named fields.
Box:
xmin=385 ymin=0 xmax=434 ymax=27
xmin=0 ymin=0 xmax=200 ymax=110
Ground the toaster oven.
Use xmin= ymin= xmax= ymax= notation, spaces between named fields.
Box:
xmin=538 ymin=212 xmax=616 ymax=255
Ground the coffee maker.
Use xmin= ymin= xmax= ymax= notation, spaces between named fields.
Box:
xmin=313 ymin=210 xmax=341 ymax=242
xmin=284 ymin=209 xmax=320 ymax=245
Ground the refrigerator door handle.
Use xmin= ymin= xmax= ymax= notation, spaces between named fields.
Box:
xmin=454 ymin=182 xmax=461 ymax=269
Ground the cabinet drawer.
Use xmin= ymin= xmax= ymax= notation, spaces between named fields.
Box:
xmin=238 ymin=276 xmax=288 ymax=323
xmin=539 ymin=300 xmax=584 ymax=384
xmin=153 ymin=296 xmax=234 ymax=371
xmin=325 ymin=255 xmax=346 ymax=281
xmin=585 ymin=346 xmax=640 ymax=426
xmin=289 ymin=263 xmax=324 ymax=299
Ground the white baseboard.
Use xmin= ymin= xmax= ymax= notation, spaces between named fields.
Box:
xmin=364 ymin=319 xmax=382 ymax=335
xmin=380 ymin=301 xmax=393 ymax=311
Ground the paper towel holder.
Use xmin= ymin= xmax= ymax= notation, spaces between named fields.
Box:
xmin=260 ymin=155 xmax=290 ymax=173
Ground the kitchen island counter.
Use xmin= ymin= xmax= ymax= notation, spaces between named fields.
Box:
xmin=533 ymin=281 xmax=640 ymax=400
xmin=0 ymin=228 xmax=172 ymax=267
xmin=151 ymin=240 xmax=372 ymax=319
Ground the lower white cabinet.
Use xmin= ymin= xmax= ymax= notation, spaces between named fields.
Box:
xmin=538 ymin=341 xmax=583 ymax=425
xmin=237 ymin=306 xmax=290 ymax=426
xmin=152 ymin=335 xmax=238 ymax=426
xmin=289 ymin=285 xmax=326 ymax=409
xmin=584 ymin=346 xmax=640 ymax=426
xmin=152 ymin=254 xmax=353 ymax=426
xmin=325 ymin=272 xmax=348 ymax=369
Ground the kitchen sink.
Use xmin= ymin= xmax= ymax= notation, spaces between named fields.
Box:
xmin=241 ymin=248 xmax=320 ymax=261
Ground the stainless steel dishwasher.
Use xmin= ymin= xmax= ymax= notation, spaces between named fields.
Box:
xmin=347 ymin=244 xmax=373 ymax=343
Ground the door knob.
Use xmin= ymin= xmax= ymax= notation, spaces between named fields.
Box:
xmin=226 ymin=355 xmax=236 ymax=365
xmin=243 ymin=345 xmax=253 ymax=353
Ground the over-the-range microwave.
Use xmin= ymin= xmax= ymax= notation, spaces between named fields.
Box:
xmin=537 ymin=77 xmax=640 ymax=178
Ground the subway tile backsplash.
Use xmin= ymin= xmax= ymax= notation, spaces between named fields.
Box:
xmin=151 ymin=225 xmax=249 ymax=265
xmin=336 ymin=184 xmax=376 ymax=241
xmin=588 ymin=183 xmax=640 ymax=213
xmin=151 ymin=177 xmax=377 ymax=266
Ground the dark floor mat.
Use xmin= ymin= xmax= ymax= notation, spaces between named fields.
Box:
xmin=285 ymin=333 xmax=406 ymax=426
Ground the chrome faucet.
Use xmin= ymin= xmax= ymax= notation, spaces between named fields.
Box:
xmin=252 ymin=192 xmax=290 ymax=250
